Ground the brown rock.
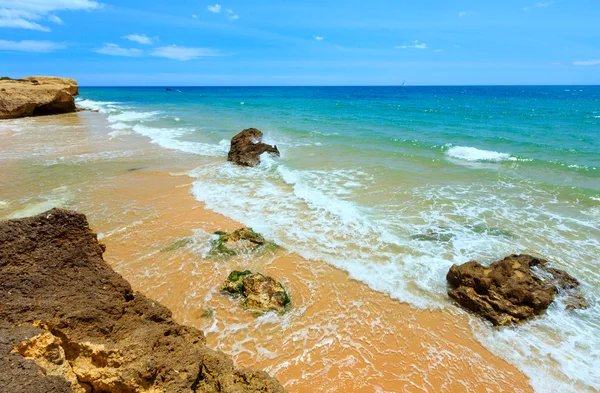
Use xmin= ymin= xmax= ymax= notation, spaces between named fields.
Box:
xmin=222 ymin=271 xmax=291 ymax=313
xmin=227 ymin=128 xmax=280 ymax=167
xmin=0 ymin=76 xmax=79 ymax=119
xmin=446 ymin=254 xmax=587 ymax=326
xmin=0 ymin=208 xmax=286 ymax=393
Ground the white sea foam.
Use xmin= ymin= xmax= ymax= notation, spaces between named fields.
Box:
xmin=109 ymin=122 xmax=131 ymax=130
xmin=107 ymin=111 xmax=160 ymax=123
xmin=190 ymin=157 xmax=600 ymax=392
xmin=446 ymin=145 xmax=511 ymax=162
xmin=7 ymin=186 xmax=75 ymax=219
xmin=75 ymin=98 xmax=120 ymax=113
xmin=131 ymin=124 xmax=228 ymax=156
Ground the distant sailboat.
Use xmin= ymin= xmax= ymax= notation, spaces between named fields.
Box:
xmin=402 ymin=80 xmax=406 ymax=88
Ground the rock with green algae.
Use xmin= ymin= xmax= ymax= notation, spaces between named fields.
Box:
xmin=209 ymin=228 xmax=278 ymax=257
xmin=222 ymin=270 xmax=291 ymax=313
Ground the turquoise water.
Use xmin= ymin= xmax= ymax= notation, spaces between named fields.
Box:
xmin=77 ymin=86 xmax=599 ymax=393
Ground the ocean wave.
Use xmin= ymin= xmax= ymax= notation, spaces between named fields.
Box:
xmin=190 ymin=159 xmax=600 ymax=392
xmin=75 ymin=98 xmax=120 ymax=113
xmin=131 ymin=124 xmax=228 ymax=156
xmin=446 ymin=145 xmax=511 ymax=162
xmin=107 ymin=111 xmax=160 ymax=123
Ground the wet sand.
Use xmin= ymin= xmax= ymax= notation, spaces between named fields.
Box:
xmin=1 ymin=112 xmax=533 ymax=392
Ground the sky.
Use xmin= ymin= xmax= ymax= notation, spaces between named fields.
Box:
xmin=0 ymin=0 xmax=599 ymax=86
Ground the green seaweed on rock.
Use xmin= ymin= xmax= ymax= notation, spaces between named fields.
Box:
xmin=201 ymin=307 xmax=215 ymax=318
xmin=160 ymin=237 xmax=193 ymax=252
xmin=208 ymin=228 xmax=278 ymax=257
xmin=221 ymin=270 xmax=252 ymax=295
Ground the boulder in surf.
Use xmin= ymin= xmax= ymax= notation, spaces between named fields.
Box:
xmin=222 ymin=270 xmax=291 ymax=313
xmin=227 ymin=128 xmax=280 ymax=167
xmin=446 ymin=254 xmax=588 ymax=326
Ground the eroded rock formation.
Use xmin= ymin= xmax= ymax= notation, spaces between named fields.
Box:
xmin=0 ymin=76 xmax=79 ymax=119
xmin=446 ymin=254 xmax=588 ymax=326
xmin=0 ymin=209 xmax=285 ymax=393
xmin=227 ymin=128 xmax=280 ymax=167
xmin=222 ymin=271 xmax=291 ymax=313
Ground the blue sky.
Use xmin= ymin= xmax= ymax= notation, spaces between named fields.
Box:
xmin=0 ymin=0 xmax=599 ymax=85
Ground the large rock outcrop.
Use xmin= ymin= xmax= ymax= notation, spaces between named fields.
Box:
xmin=0 ymin=208 xmax=286 ymax=393
xmin=446 ymin=254 xmax=588 ymax=326
xmin=227 ymin=128 xmax=280 ymax=167
xmin=0 ymin=76 xmax=79 ymax=119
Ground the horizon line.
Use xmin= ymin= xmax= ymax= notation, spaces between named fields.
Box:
xmin=79 ymin=84 xmax=600 ymax=88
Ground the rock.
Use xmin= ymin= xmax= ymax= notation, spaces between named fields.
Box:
xmin=222 ymin=271 xmax=291 ymax=313
xmin=0 ymin=208 xmax=286 ymax=393
xmin=446 ymin=254 xmax=588 ymax=326
xmin=0 ymin=76 xmax=79 ymax=119
xmin=209 ymin=228 xmax=277 ymax=257
xmin=227 ymin=128 xmax=280 ymax=167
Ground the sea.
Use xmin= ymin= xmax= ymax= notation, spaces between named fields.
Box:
xmin=14 ymin=86 xmax=600 ymax=391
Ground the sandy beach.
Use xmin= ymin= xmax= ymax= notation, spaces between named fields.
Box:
xmin=0 ymin=111 xmax=535 ymax=392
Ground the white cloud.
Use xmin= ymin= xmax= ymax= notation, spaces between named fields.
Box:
xmin=395 ymin=40 xmax=428 ymax=49
xmin=123 ymin=34 xmax=155 ymax=45
xmin=434 ymin=49 xmax=444 ymax=53
xmin=48 ymin=14 xmax=63 ymax=24
xmin=0 ymin=17 xmax=49 ymax=31
xmin=458 ymin=11 xmax=468 ymax=17
xmin=573 ymin=59 xmax=600 ymax=66
xmin=315 ymin=36 xmax=324 ymax=41
xmin=207 ymin=4 xmax=221 ymax=13
xmin=0 ymin=39 xmax=66 ymax=52
xmin=151 ymin=45 xmax=221 ymax=61
xmin=524 ymin=1 xmax=552 ymax=11
xmin=226 ymin=9 xmax=239 ymax=20
xmin=0 ymin=0 xmax=100 ymax=31
xmin=94 ymin=43 xmax=143 ymax=57
xmin=192 ymin=14 xmax=197 ymax=18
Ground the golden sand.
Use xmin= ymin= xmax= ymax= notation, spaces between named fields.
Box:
xmin=1 ymin=113 xmax=534 ymax=392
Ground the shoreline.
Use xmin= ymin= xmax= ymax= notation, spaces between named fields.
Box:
xmin=1 ymin=111 xmax=535 ymax=391
xmin=88 ymin=168 xmax=535 ymax=392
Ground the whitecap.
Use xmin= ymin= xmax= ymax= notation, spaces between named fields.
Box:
xmin=132 ymin=124 xmax=228 ymax=156
xmin=75 ymin=98 xmax=120 ymax=113
xmin=446 ymin=146 xmax=511 ymax=162
xmin=107 ymin=111 xmax=160 ymax=123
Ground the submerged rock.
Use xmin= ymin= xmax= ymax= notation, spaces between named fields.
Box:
xmin=222 ymin=271 xmax=291 ymax=313
xmin=209 ymin=227 xmax=276 ymax=257
xmin=0 ymin=208 xmax=285 ymax=393
xmin=161 ymin=236 xmax=193 ymax=252
xmin=227 ymin=128 xmax=280 ymax=167
xmin=0 ymin=76 xmax=79 ymax=119
xmin=446 ymin=254 xmax=588 ymax=326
